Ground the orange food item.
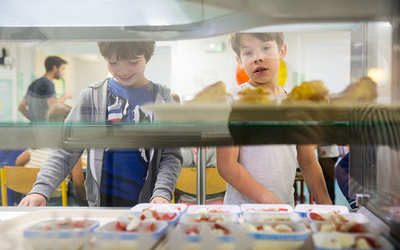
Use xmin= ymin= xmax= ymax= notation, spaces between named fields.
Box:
xmin=329 ymin=77 xmax=377 ymax=103
xmin=189 ymin=81 xmax=228 ymax=103
xmin=284 ymin=80 xmax=329 ymax=103
xmin=310 ymin=212 xmax=326 ymax=221
xmin=234 ymin=87 xmax=271 ymax=104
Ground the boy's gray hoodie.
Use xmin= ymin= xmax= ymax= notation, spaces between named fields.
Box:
xmin=29 ymin=78 xmax=183 ymax=206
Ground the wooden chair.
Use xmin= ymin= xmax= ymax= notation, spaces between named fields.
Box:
xmin=0 ymin=166 xmax=67 ymax=206
xmin=174 ymin=167 xmax=227 ymax=202
xmin=294 ymin=172 xmax=314 ymax=205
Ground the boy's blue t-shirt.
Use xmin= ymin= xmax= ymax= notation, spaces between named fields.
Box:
xmin=100 ymin=78 xmax=158 ymax=203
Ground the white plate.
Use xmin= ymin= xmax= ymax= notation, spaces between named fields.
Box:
xmin=143 ymin=103 xmax=232 ymax=122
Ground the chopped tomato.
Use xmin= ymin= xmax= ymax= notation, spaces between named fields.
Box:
xmin=143 ymin=206 xmax=152 ymax=212
xmin=185 ymin=226 xmax=200 ymax=235
xmin=212 ymin=223 xmax=230 ymax=235
xmin=115 ymin=221 xmax=127 ymax=231
xmin=145 ymin=223 xmax=157 ymax=232
xmin=160 ymin=213 xmax=177 ymax=221
xmin=348 ymin=224 xmax=366 ymax=233
xmin=256 ymin=225 xmax=264 ymax=231
xmin=151 ymin=211 xmax=160 ymax=220
xmin=73 ymin=220 xmax=86 ymax=228
xmin=140 ymin=214 xmax=146 ymax=220
xmin=309 ymin=213 xmax=325 ymax=221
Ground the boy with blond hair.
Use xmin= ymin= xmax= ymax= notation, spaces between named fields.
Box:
xmin=217 ymin=33 xmax=332 ymax=206
xmin=19 ymin=41 xmax=182 ymax=207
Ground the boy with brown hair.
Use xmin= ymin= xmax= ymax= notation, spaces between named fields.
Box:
xmin=217 ymin=33 xmax=332 ymax=206
xmin=19 ymin=41 xmax=182 ymax=207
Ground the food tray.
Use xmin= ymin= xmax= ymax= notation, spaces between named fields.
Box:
xmin=241 ymin=204 xmax=294 ymax=213
xmin=94 ymin=221 xmax=168 ymax=250
xmin=312 ymin=233 xmax=394 ymax=250
xmin=130 ymin=203 xmax=187 ymax=214
xmin=294 ymin=204 xmax=349 ymax=218
xmin=186 ymin=205 xmax=241 ymax=216
xmin=307 ymin=212 xmax=369 ymax=224
xmin=179 ymin=213 xmax=239 ymax=224
xmin=0 ymin=209 xmax=129 ymax=250
xmin=240 ymin=222 xmax=308 ymax=250
xmin=118 ymin=211 xmax=180 ymax=227
xmin=23 ymin=219 xmax=99 ymax=250
xmin=309 ymin=222 xmax=371 ymax=234
xmin=243 ymin=212 xmax=302 ymax=223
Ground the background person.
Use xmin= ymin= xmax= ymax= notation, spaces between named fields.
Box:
xmin=18 ymin=56 xmax=73 ymax=122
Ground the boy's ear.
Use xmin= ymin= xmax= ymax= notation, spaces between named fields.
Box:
xmin=236 ymin=56 xmax=243 ymax=68
xmin=279 ymin=44 xmax=287 ymax=60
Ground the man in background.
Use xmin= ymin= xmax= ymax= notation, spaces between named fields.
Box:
xmin=18 ymin=56 xmax=73 ymax=122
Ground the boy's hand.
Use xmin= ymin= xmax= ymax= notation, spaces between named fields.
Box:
xmin=18 ymin=194 xmax=47 ymax=207
xmin=150 ymin=197 xmax=170 ymax=204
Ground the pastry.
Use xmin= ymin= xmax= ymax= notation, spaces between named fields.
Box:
xmin=188 ymin=81 xmax=228 ymax=103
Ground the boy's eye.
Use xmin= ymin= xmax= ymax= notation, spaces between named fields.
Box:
xmin=109 ymin=62 xmax=117 ymax=65
xmin=129 ymin=61 xmax=139 ymax=65
xmin=243 ymin=51 xmax=252 ymax=56
xmin=263 ymin=46 xmax=271 ymax=50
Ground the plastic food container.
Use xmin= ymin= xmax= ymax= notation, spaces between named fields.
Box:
xmin=23 ymin=219 xmax=99 ymax=250
xmin=307 ymin=212 xmax=369 ymax=224
xmin=186 ymin=205 xmax=241 ymax=216
xmin=179 ymin=213 xmax=239 ymax=224
xmin=170 ymin=223 xmax=239 ymax=250
xmin=312 ymin=233 xmax=394 ymax=250
xmin=130 ymin=203 xmax=187 ymax=214
xmin=243 ymin=212 xmax=301 ymax=223
xmin=240 ymin=221 xmax=308 ymax=250
xmin=94 ymin=221 xmax=168 ymax=250
xmin=118 ymin=211 xmax=180 ymax=227
xmin=310 ymin=222 xmax=370 ymax=234
xmin=294 ymin=204 xmax=349 ymax=217
xmin=241 ymin=204 xmax=294 ymax=213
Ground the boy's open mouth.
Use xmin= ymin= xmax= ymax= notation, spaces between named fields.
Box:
xmin=254 ymin=67 xmax=268 ymax=74
xmin=119 ymin=74 xmax=135 ymax=80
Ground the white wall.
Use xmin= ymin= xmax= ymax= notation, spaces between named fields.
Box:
xmin=162 ymin=35 xmax=237 ymax=99
xmin=1 ymin=31 xmax=353 ymax=122
xmin=164 ymin=32 xmax=351 ymax=99
xmin=285 ymin=32 xmax=351 ymax=94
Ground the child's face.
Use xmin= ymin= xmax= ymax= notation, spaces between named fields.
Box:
xmin=237 ymin=35 xmax=286 ymax=86
xmin=106 ymin=55 xmax=148 ymax=88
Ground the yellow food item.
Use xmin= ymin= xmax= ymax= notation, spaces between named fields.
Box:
xmin=234 ymin=86 xmax=271 ymax=104
xmin=284 ymin=80 xmax=329 ymax=103
xmin=189 ymin=81 xmax=228 ymax=103
xmin=329 ymin=77 xmax=377 ymax=103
